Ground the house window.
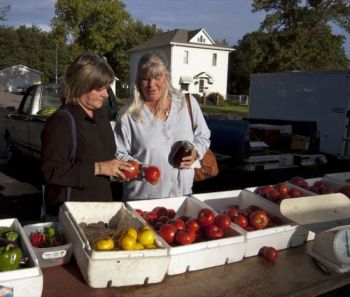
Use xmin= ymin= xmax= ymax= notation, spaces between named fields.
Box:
xmin=184 ymin=50 xmax=188 ymax=64
xmin=197 ymin=36 xmax=206 ymax=43
xmin=212 ymin=53 xmax=217 ymax=66
xmin=199 ymin=79 xmax=204 ymax=93
xmin=181 ymin=84 xmax=189 ymax=91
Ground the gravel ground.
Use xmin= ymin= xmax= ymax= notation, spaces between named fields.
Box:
xmin=0 ymin=91 xmax=22 ymax=108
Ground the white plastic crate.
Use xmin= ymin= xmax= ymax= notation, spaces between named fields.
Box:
xmin=126 ymin=196 xmax=245 ymax=275
xmin=245 ymin=184 xmax=316 ymax=241
xmin=289 ymin=177 xmax=348 ymax=195
xmin=59 ymin=202 xmax=170 ymax=288
xmin=0 ymin=218 xmax=43 ymax=297
xmin=324 ymin=172 xmax=350 ymax=186
xmin=192 ymin=190 xmax=308 ymax=257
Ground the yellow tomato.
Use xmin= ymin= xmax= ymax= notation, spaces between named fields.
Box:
xmin=139 ymin=225 xmax=151 ymax=232
xmin=138 ymin=229 xmax=155 ymax=246
xmin=144 ymin=243 xmax=156 ymax=249
xmin=119 ymin=234 xmax=136 ymax=250
xmin=95 ymin=236 xmax=115 ymax=251
xmin=125 ymin=227 xmax=138 ymax=240
xmin=134 ymin=242 xmax=145 ymax=250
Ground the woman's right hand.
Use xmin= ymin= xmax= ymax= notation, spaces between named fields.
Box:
xmin=95 ymin=159 xmax=133 ymax=180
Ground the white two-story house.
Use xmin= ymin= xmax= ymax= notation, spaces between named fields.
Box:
xmin=128 ymin=28 xmax=233 ymax=98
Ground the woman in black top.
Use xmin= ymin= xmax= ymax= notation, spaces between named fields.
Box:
xmin=41 ymin=52 xmax=132 ymax=216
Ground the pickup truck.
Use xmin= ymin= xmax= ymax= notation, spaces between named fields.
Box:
xmin=4 ymin=84 xmax=119 ymax=162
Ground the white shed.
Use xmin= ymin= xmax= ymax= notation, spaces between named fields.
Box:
xmin=128 ymin=28 xmax=233 ymax=98
xmin=0 ymin=64 xmax=42 ymax=92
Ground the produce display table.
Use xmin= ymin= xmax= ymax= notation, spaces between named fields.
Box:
xmin=41 ymin=242 xmax=350 ymax=297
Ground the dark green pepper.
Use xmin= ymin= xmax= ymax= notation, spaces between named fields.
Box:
xmin=0 ymin=243 xmax=22 ymax=271
xmin=0 ymin=227 xmax=12 ymax=238
xmin=2 ymin=230 xmax=19 ymax=242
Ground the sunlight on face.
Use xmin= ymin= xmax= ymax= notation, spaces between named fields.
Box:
xmin=140 ymin=72 xmax=167 ymax=102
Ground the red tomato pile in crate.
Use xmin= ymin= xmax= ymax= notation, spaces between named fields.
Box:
xmin=254 ymin=181 xmax=305 ymax=204
xmin=135 ymin=206 xmax=240 ymax=246
xmin=221 ymin=204 xmax=284 ymax=231
xmin=289 ymin=176 xmax=350 ymax=198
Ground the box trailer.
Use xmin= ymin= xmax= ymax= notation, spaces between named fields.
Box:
xmin=249 ymin=71 xmax=350 ymax=159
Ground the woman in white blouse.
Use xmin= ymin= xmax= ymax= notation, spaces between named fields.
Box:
xmin=115 ymin=50 xmax=211 ymax=200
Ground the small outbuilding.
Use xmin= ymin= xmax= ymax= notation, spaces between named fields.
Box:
xmin=0 ymin=64 xmax=42 ymax=92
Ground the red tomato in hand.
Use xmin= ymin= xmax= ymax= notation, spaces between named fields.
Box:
xmin=215 ymin=214 xmax=231 ymax=229
xmin=175 ymin=229 xmax=196 ymax=245
xmin=197 ymin=208 xmax=215 ymax=227
xmin=122 ymin=160 xmax=139 ymax=179
xmin=249 ymin=210 xmax=269 ymax=230
xmin=205 ymin=224 xmax=224 ymax=240
xmin=234 ymin=215 xmax=248 ymax=228
xmin=145 ymin=166 xmax=161 ymax=184
xmin=259 ymin=246 xmax=278 ymax=263
xmin=159 ymin=223 xmax=177 ymax=244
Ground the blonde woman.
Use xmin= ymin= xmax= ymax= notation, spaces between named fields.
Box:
xmin=115 ymin=50 xmax=211 ymax=201
xmin=41 ymin=52 xmax=132 ymax=216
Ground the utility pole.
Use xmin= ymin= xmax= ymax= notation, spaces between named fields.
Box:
xmin=55 ymin=45 xmax=58 ymax=83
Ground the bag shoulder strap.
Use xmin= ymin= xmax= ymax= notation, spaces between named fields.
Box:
xmin=58 ymin=108 xmax=77 ymax=162
xmin=185 ymin=93 xmax=195 ymax=131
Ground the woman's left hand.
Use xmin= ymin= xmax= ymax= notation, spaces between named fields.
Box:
xmin=179 ymin=150 xmax=198 ymax=169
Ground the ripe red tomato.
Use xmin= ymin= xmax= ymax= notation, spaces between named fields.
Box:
xmin=204 ymin=224 xmax=224 ymax=240
xmin=168 ymin=218 xmax=186 ymax=230
xmin=225 ymin=208 xmax=240 ymax=221
xmin=186 ymin=218 xmax=201 ymax=233
xmin=143 ymin=210 xmax=158 ymax=225
xmin=290 ymin=176 xmax=309 ymax=189
xmin=153 ymin=206 xmax=168 ymax=217
xmin=275 ymin=183 xmax=289 ymax=195
xmin=167 ymin=208 xmax=176 ymax=219
xmin=257 ymin=185 xmax=275 ymax=197
xmin=214 ymin=214 xmax=231 ymax=229
xmin=259 ymin=246 xmax=278 ymax=263
xmin=288 ymin=188 xmax=302 ymax=198
xmin=145 ymin=165 xmax=161 ymax=184
xmin=249 ymin=210 xmax=269 ymax=230
xmin=197 ymin=208 xmax=215 ymax=227
xmin=159 ymin=223 xmax=177 ymax=244
xmin=135 ymin=209 xmax=144 ymax=217
xmin=234 ymin=215 xmax=248 ymax=228
xmin=122 ymin=160 xmax=139 ymax=179
xmin=174 ymin=229 xmax=196 ymax=245
xmin=157 ymin=215 xmax=169 ymax=224
xmin=266 ymin=190 xmax=280 ymax=202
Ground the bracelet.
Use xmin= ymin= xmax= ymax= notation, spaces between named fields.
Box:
xmin=97 ymin=163 xmax=102 ymax=175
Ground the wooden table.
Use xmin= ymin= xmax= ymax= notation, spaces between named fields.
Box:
xmin=41 ymin=242 xmax=350 ymax=297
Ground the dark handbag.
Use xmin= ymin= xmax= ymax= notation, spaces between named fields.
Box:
xmin=185 ymin=94 xmax=219 ymax=182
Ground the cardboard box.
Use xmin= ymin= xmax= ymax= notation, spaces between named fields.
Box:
xmin=192 ymin=190 xmax=308 ymax=257
xmin=0 ymin=218 xmax=43 ymax=297
xmin=291 ymin=134 xmax=310 ymax=151
xmin=59 ymin=202 xmax=170 ymax=288
xmin=127 ymin=196 xmax=245 ymax=275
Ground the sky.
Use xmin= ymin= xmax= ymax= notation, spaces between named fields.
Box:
xmin=1 ymin=0 xmax=349 ymax=57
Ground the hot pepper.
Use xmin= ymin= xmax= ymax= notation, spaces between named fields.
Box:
xmin=0 ymin=243 xmax=22 ymax=272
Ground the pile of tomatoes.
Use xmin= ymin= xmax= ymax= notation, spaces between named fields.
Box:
xmin=254 ymin=182 xmax=305 ymax=204
xmin=221 ymin=204 xmax=284 ymax=231
xmin=135 ymin=206 xmax=238 ymax=246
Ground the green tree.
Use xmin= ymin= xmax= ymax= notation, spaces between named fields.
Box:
xmin=228 ymin=0 xmax=350 ymax=95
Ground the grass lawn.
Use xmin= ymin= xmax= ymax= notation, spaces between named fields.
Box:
xmin=201 ymin=104 xmax=248 ymax=117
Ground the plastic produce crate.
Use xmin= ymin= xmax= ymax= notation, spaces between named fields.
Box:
xmin=191 ymin=190 xmax=308 ymax=257
xmin=0 ymin=218 xmax=43 ymax=297
xmin=324 ymin=172 xmax=350 ymax=186
xmin=126 ymin=196 xmax=245 ymax=275
xmin=23 ymin=222 xmax=73 ymax=268
xmin=245 ymin=184 xmax=316 ymax=241
xmin=59 ymin=202 xmax=170 ymax=288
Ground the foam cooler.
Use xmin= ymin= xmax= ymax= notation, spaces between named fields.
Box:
xmin=0 ymin=218 xmax=43 ymax=297
xmin=59 ymin=202 xmax=170 ymax=288
xmin=127 ymin=196 xmax=245 ymax=275
xmin=192 ymin=190 xmax=308 ymax=257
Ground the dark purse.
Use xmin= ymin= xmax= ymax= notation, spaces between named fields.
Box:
xmin=185 ymin=94 xmax=219 ymax=182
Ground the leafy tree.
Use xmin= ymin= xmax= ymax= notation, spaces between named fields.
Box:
xmin=228 ymin=0 xmax=350 ymax=95
xmin=0 ymin=5 xmax=10 ymax=22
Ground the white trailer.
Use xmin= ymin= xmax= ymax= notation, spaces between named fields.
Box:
xmin=249 ymin=70 xmax=350 ymax=159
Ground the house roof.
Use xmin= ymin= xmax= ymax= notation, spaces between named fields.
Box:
xmin=128 ymin=28 xmax=233 ymax=52
xmin=0 ymin=64 xmax=43 ymax=75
